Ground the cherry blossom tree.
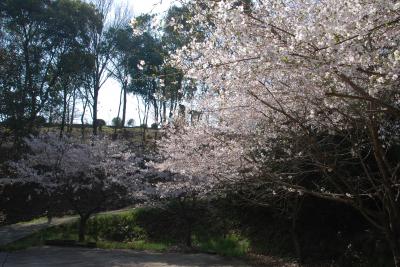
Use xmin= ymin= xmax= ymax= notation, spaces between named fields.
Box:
xmin=9 ymin=133 xmax=149 ymax=242
xmin=157 ymin=0 xmax=400 ymax=264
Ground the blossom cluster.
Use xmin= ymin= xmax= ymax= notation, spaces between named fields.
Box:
xmin=157 ymin=0 xmax=400 ymax=198
xmin=7 ymin=134 xmax=150 ymax=199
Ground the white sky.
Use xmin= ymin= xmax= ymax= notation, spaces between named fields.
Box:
xmin=97 ymin=0 xmax=174 ymax=126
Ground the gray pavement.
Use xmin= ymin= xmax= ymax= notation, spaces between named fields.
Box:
xmin=1 ymin=246 xmax=251 ymax=267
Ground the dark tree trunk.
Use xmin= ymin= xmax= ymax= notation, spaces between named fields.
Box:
xmin=291 ymin=219 xmax=302 ymax=264
xmin=93 ymin=88 xmax=98 ymax=136
xmin=122 ymin=85 xmax=127 ymax=127
xmin=68 ymin=88 xmax=76 ymax=134
xmin=142 ymin=103 xmax=150 ymax=144
xmin=153 ymin=98 xmax=159 ymax=124
xmin=163 ymin=101 xmax=167 ymax=124
xmin=78 ymin=214 xmax=90 ymax=242
xmin=390 ymin=242 xmax=400 ymax=267
xmin=169 ymin=98 xmax=174 ymax=119
xmin=186 ymin=223 xmax=192 ymax=248
xmin=290 ymin=197 xmax=303 ymax=264
xmin=49 ymin=105 xmax=54 ymax=125
xmin=386 ymin=230 xmax=400 ymax=267
xmin=115 ymin=87 xmax=123 ymax=135
xmin=60 ymin=86 xmax=68 ymax=139
xmin=81 ymin=98 xmax=88 ymax=140
xmin=178 ymin=199 xmax=194 ymax=248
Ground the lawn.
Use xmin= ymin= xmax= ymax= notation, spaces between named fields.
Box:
xmin=0 ymin=208 xmax=250 ymax=258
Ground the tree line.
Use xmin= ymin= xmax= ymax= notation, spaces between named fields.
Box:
xmin=0 ymin=0 xmax=194 ymax=145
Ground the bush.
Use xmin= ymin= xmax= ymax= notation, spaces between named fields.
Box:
xmin=111 ymin=117 xmax=123 ymax=128
xmin=87 ymin=211 xmax=146 ymax=242
xmin=127 ymin=119 xmax=135 ymax=127
xmin=194 ymin=233 xmax=250 ymax=257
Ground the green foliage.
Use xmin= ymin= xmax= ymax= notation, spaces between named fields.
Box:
xmin=0 ymin=0 xmax=101 ymax=139
xmin=127 ymin=119 xmax=135 ymax=127
xmin=111 ymin=117 xmax=123 ymax=128
xmin=97 ymin=240 xmax=168 ymax=251
xmin=87 ymin=211 xmax=147 ymax=242
xmin=194 ymin=233 xmax=250 ymax=258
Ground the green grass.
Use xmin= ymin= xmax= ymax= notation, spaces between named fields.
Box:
xmin=0 ymin=208 xmax=250 ymax=259
xmin=0 ymin=225 xmax=76 ymax=251
xmin=97 ymin=240 xmax=168 ymax=251
xmin=194 ymin=233 xmax=250 ymax=257
xmin=17 ymin=216 xmax=48 ymax=225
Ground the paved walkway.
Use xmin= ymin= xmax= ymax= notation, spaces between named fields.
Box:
xmin=0 ymin=247 xmax=250 ymax=267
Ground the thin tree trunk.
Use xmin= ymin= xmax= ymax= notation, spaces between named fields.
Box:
xmin=136 ymin=95 xmax=142 ymax=126
xmin=81 ymin=98 xmax=88 ymax=140
xmin=169 ymin=99 xmax=174 ymax=119
xmin=145 ymin=103 xmax=149 ymax=126
xmin=142 ymin=103 xmax=149 ymax=144
xmin=69 ymin=88 xmax=77 ymax=134
xmin=60 ymin=86 xmax=68 ymax=139
xmin=49 ymin=105 xmax=54 ymax=125
xmin=163 ymin=101 xmax=166 ymax=124
xmin=122 ymin=84 xmax=127 ymax=128
xmin=153 ymin=98 xmax=158 ymax=125
xmin=387 ymin=233 xmax=400 ymax=267
xmin=114 ymin=87 xmax=123 ymax=135
xmin=93 ymin=85 xmax=99 ymax=136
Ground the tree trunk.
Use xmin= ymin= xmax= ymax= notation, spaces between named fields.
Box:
xmin=387 ymin=231 xmax=400 ymax=267
xmin=115 ymin=87 xmax=123 ymax=135
xmin=68 ymin=88 xmax=76 ymax=134
xmin=163 ymin=101 xmax=167 ymax=124
xmin=122 ymin=85 xmax=127 ymax=128
xmin=153 ymin=98 xmax=159 ymax=125
xmin=78 ymin=215 xmax=89 ymax=242
xmin=186 ymin=223 xmax=192 ymax=248
xmin=93 ymin=88 xmax=98 ymax=136
xmin=178 ymin=199 xmax=193 ymax=248
xmin=169 ymin=98 xmax=174 ymax=119
xmin=136 ymin=95 xmax=142 ymax=126
xmin=81 ymin=98 xmax=88 ymax=140
xmin=290 ymin=197 xmax=303 ymax=264
xmin=142 ymin=103 xmax=150 ymax=144
xmin=291 ymin=220 xmax=302 ymax=264
xmin=60 ymin=86 xmax=68 ymax=139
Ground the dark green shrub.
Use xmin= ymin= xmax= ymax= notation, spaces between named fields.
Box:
xmin=87 ymin=212 xmax=146 ymax=242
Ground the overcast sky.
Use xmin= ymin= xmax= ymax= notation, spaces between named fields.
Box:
xmin=97 ymin=0 xmax=174 ymax=126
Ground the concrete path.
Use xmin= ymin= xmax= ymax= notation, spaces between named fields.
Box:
xmin=0 ymin=216 xmax=78 ymax=246
xmin=0 ymin=246 xmax=251 ymax=267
